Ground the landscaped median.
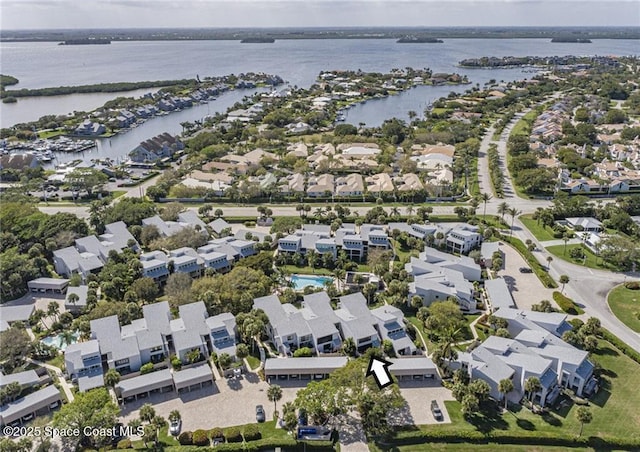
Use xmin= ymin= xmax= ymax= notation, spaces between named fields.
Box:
xmin=370 ymin=339 xmax=640 ymax=451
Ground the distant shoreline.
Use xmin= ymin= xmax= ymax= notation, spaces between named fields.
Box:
xmin=2 ymin=26 xmax=639 ymax=43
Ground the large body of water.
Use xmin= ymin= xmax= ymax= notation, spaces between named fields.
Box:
xmin=2 ymin=38 xmax=637 ymax=164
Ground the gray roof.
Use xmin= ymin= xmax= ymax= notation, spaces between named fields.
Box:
xmin=264 ymin=357 xmax=347 ymax=374
xmin=481 ymin=242 xmax=500 ymax=259
xmin=173 ymin=363 xmax=213 ymax=390
xmin=485 ymin=278 xmax=516 ymax=311
xmin=102 ymin=221 xmax=138 ymax=250
xmin=78 ymin=372 xmax=105 ymax=392
xmin=209 ymin=218 xmax=231 ymax=234
xmin=389 ymin=357 xmax=437 ymax=375
xmin=0 ymin=304 xmax=35 ymax=323
xmin=27 ymin=278 xmax=69 ymax=290
xmin=116 ymin=369 xmax=173 ymax=398
xmin=172 ymin=329 xmax=204 ymax=353
xmin=0 ymin=370 xmax=40 ymax=388
xmin=177 ymin=301 xmax=209 ymax=336
xmin=141 ymin=301 xmax=172 ymax=336
xmin=471 ymin=347 xmax=515 ymax=384
xmin=64 ymin=340 xmax=101 ymax=370
xmin=135 ymin=329 xmax=164 ymax=351
xmin=0 ymin=385 xmax=60 ymax=424
xmin=90 ymin=316 xmax=121 ymax=354
xmin=178 ymin=210 xmax=209 ymax=232
xmin=66 ymin=286 xmax=88 ymax=308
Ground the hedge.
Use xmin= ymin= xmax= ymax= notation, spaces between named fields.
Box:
xmin=552 ymin=291 xmax=584 ymax=315
xmin=178 ymin=431 xmax=193 ymax=445
xmin=192 ymin=429 xmax=210 ymax=446
xmin=224 ymin=427 xmax=242 ymax=443
xmin=242 ymin=424 xmax=261 ymax=441
xmin=499 ymin=235 xmax=557 ymax=288
xmin=163 ymin=438 xmax=335 ymax=451
xmin=377 ymin=428 xmax=640 ymax=450
xmin=209 ymin=427 xmax=224 ymax=441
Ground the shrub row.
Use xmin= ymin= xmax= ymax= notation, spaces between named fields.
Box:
xmin=487 ymin=144 xmax=504 ymax=197
xmin=164 ymin=438 xmax=335 ymax=451
xmin=552 ymin=291 xmax=584 ymax=315
xmin=380 ymin=428 xmax=640 ymax=450
xmin=625 ymin=281 xmax=640 ymax=290
xmin=600 ymin=328 xmax=640 ymax=366
xmin=499 ymin=234 xmax=557 ymax=288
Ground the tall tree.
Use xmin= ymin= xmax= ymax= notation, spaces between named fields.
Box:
xmin=267 ymin=384 xmax=283 ymax=413
xmin=576 ymin=406 xmax=592 ymax=437
xmin=498 ymin=378 xmax=514 ymax=410
xmin=53 ymin=388 xmax=119 ymax=450
xmin=524 ymin=377 xmax=541 ymax=408
xmin=481 ymin=193 xmax=492 ymax=220
xmin=559 ymin=274 xmax=570 ymax=294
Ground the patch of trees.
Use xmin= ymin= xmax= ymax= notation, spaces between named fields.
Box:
xmin=1 ymin=79 xmax=196 ymax=99
xmin=295 ymin=353 xmax=404 ymax=439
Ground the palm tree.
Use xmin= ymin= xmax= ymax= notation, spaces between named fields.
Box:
xmin=546 ymin=255 xmax=553 ymax=270
xmin=562 ymin=233 xmax=570 ymax=255
xmin=60 ymin=331 xmax=75 ymax=347
xmin=168 ymin=410 xmax=181 ymax=424
xmin=390 ymin=206 xmax=400 ymax=218
xmin=67 ymin=293 xmax=79 ymax=308
xmin=406 ymin=205 xmax=414 ymax=217
xmin=508 ymin=207 xmax=521 ymax=236
xmin=498 ymin=202 xmax=510 ymax=224
xmin=47 ymin=302 xmax=60 ymax=323
xmin=267 ymin=384 xmax=283 ymax=414
xmin=524 ymin=377 xmax=542 ymax=408
xmin=481 ymin=193 xmax=492 ymax=220
xmin=498 ymin=378 xmax=514 ymax=410
xmin=559 ymin=274 xmax=570 ymax=294
xmin=104 ymin=368 xmax=121 ymax=389
xmin=576 ymin=406 xmax=592 ymax=437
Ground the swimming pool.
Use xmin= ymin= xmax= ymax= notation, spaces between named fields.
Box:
xmin=290 ymin=275 xmax=334 ymax=291
xmin=40 ymin=332 xmax=79 ymax=351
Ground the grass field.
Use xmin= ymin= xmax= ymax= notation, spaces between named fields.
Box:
xmin=607 ymin=285 xmax=640 ymax=333
xmin=373 ymin=339 xmax=640 ymax=450
xmin=545 ymin=244 xmax=611 ymax=270
xmin=520 ymin=215 xmax=555 ymax=241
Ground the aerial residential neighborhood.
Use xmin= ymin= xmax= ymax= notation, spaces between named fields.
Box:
xmin=1 ymin=6 xmax=640 ymax=452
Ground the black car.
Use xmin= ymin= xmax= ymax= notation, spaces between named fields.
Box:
xmin=519 ymin=267 xmax=533 ymax=273
xmin=255 ymin=405 xmax=266 ymax=423
xmin=431 ymin=400 xmax=443 ymax=421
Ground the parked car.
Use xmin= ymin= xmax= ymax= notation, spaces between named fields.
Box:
xmin=298 ymin=408 xmax=308 ymax=426
xmin=21 ymin=413 xmax=34 ymax=422
xmin=169 ymin=418 xmax=182 ymax=436
xmin=255 ymin=405 xmax=265 ymax=423
xmin=431 ymin=400 xmax=443 ymax=421
xmin=519 ymin=267 xmax=533 ymax=273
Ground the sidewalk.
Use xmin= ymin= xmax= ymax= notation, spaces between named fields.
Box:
xmin=28 ymin=358 xmax=75 ymax=403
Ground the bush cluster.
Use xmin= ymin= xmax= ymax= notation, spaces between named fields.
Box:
xmin=225 ymin=427 xmax=242 ymax=443
xmin=624 ymin=281 xmax=640 ymax=290
xmin=242 ymin=424 xmax=261 ymax=441
xmin=192 ymin=429 xmax=209 ymax=446
xmin=552 ymin=291 xmax=582 ymax=315
xmin=178 ymin=431 xmax=193 ymax=445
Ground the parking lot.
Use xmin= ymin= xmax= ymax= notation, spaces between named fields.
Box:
xmin=496 ymin=242 xmax=556 ymax=311
xmin=390 ymin=380 xmax=454 ymax=425
xmin=119 ymin=370 xmax=298 ymax=431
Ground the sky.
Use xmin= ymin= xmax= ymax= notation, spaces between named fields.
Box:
xmin=1 ymin=0 xmax=639 ymax=30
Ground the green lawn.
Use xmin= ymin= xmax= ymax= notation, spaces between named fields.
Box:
xmin=545 ymin=244 xmax=612 ymax=271
xmin=375 ymin=340 xmax=640 ymax=450
xmin=373 ymin=443 xmax=593 ymax=451
xmin=246 ymin=354 xmax=261 ymax=370
xmin=520 ymin=215 xmax=555 ymax=241
xmin=280 ymin=265 xmax=334 ymax=277
xmin=607 ymin=285 xmax=640 ymax=333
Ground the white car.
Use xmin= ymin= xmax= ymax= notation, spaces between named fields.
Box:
xmin=169 ymin=419 xmax=182 ymax=436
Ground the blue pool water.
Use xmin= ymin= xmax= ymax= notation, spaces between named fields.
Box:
xmin=41 ymin=332 xmax=79 ymax=351
xmin=290 ymin=275 xmax=334 ymax=291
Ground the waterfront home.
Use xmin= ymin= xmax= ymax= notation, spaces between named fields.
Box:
xmin=74 ymin=120 xmax=105 ymax=136
xmin=129 ymin=133 xmax=183 ymax=163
